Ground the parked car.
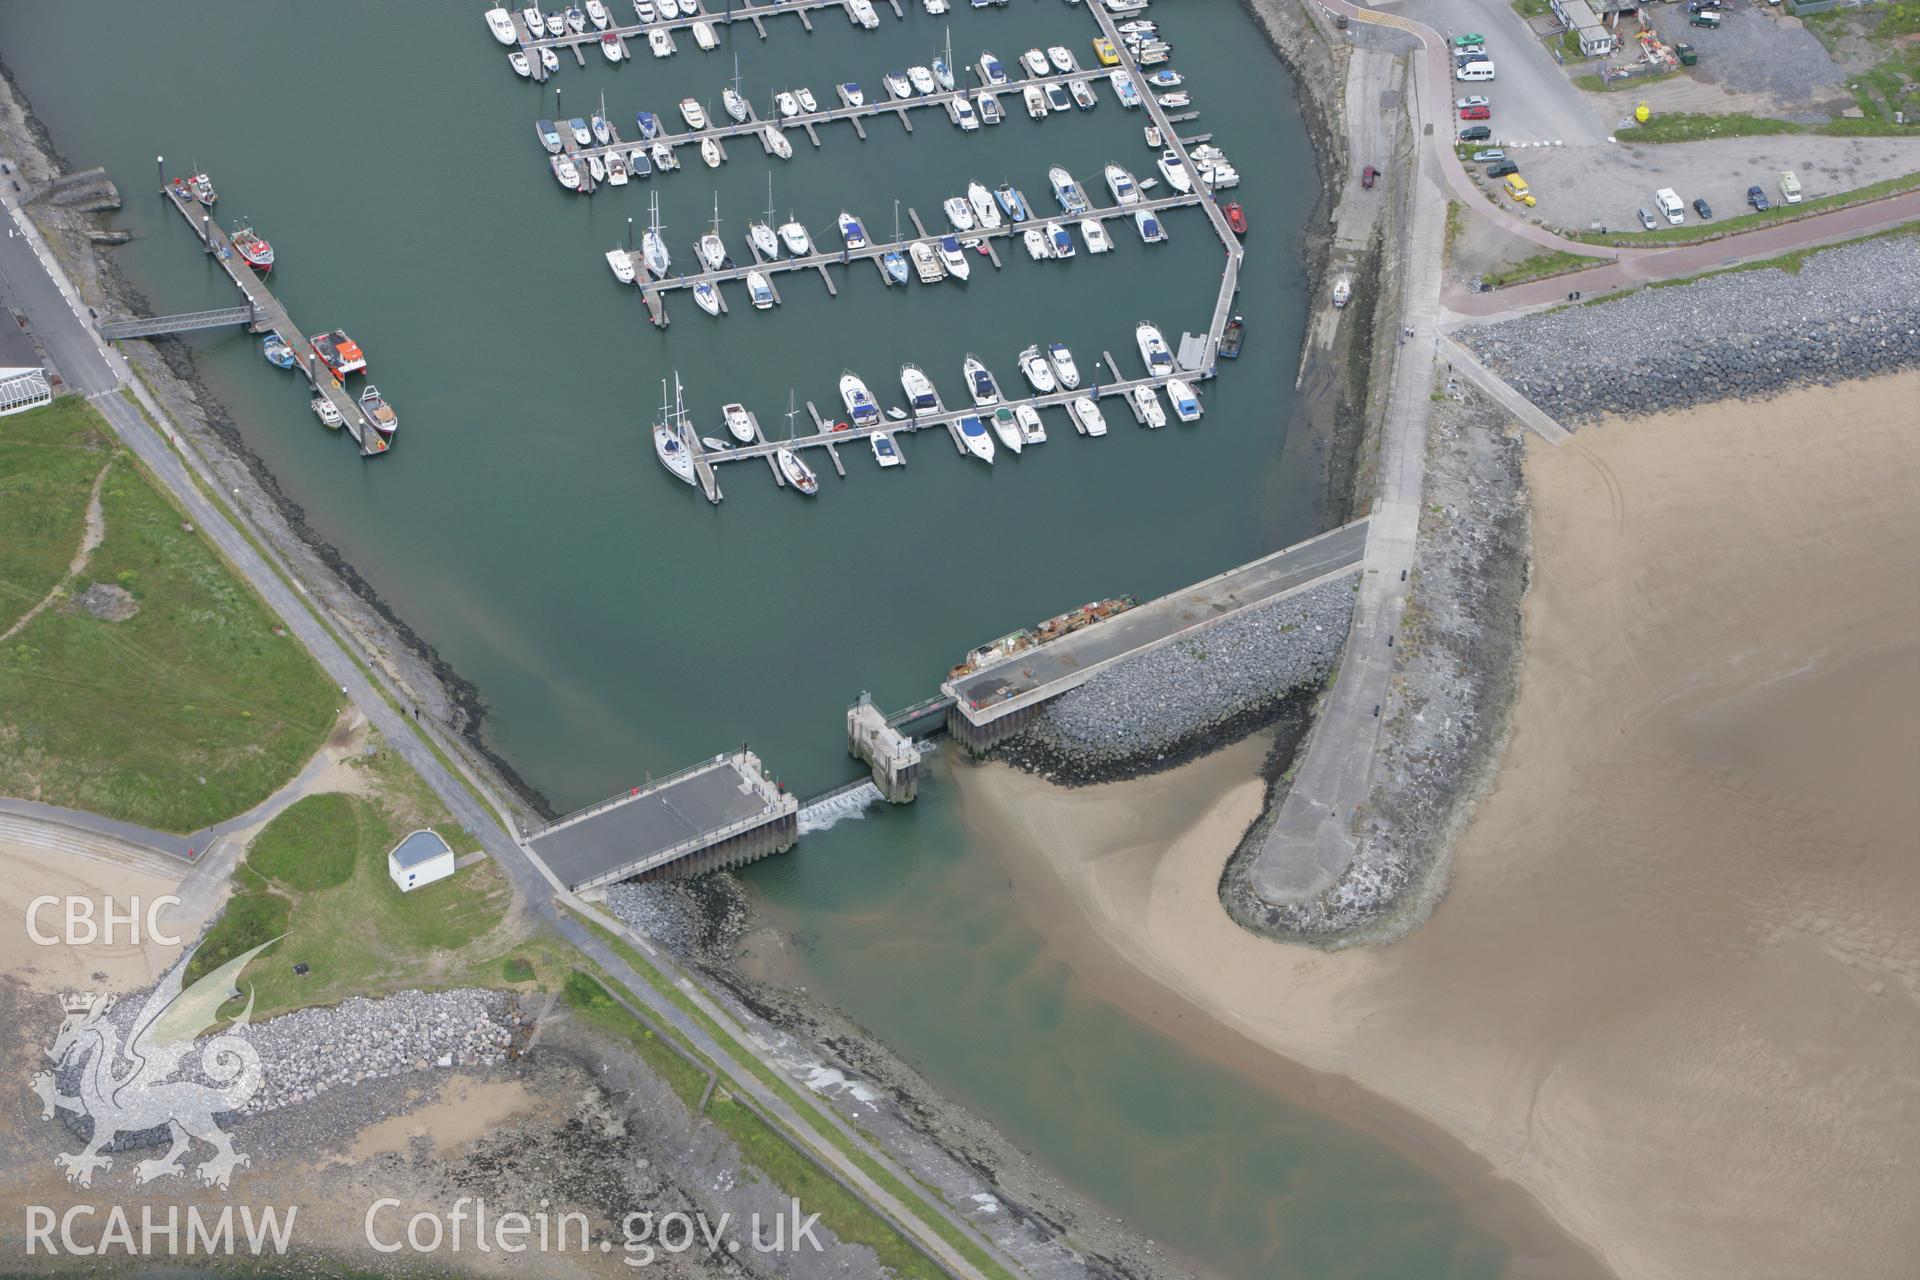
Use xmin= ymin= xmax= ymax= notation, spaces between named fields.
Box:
xmin=1455 ymin=95 xmax=1490 ymax=110
xmin=1674 ymin=41 xmax=1698 ymax=66
xmin=1456 ymin=43 xmax=1486 ymax=57
xmin=1453 ymin=32 xmax=1486 ymax=47
xmin=1486 ymin=161 xmax=1519 ymax=179
xmin=1361 ymin=165 xmax=1378 ymax=189
xmin=1693 ymin=197 xmax=1714 ymax=219
xmin=1636 ymin=207 xmax=1658 ymax=230
xmin=1458 ymin=124 xmax=1492 ymax=141
xmin=1471 ymin=148 xmax=1507 ymax=163
xmin=1686 ymin=0 xmax=1723 ymax=11
xmin=1746 ymin=184 xmax=1770 ymax=211
xmin=1459 ymin=104 xmax=1491 ymax=120
xmin=1690 ymin=12 xmax=1721 ymax=27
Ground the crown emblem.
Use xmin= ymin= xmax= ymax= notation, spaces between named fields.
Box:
xmin=59 ymin=992 xmax=98 ymax=1014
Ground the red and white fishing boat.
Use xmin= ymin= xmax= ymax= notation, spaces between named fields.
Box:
xmin=308 ymin=329 xmax=366 ymax=378
xmin=187 ymin=172 xmax=218 ymax=207
xmin=230 ymin=226 xmax=274 ymax=272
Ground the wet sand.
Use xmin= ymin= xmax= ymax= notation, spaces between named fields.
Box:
xmin=956 ymin=371 xmax=1920 ymax=1280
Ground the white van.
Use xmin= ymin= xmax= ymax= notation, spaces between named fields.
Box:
xmin=1779 ymin=171 xmax=1803 ymax=203
xmin=1455 ymin=60 xmax=1496 ymax=82
xmin=1654 ymin=187 xmax=1685 ymax=225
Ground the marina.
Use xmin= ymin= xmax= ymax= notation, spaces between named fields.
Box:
xmin=501 ymin=0 xmax=917 ymax=78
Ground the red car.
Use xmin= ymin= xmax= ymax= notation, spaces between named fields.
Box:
xmin=1360 ymin=165 xmax=1378 ymax=189
xmin=1458 ymin=104 xmax=1491 ymax=120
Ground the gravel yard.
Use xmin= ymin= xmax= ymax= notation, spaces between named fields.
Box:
xmin=1461 ymin=232 xmax=1920 ymax=422
xmin=1647 ymin=5 xmax=1847 ymax=107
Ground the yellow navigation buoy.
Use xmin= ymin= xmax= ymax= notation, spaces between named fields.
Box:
xmin=1634 ymin=102 xmax=1651 ymax=124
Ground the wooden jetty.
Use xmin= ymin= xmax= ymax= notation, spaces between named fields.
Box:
xmin=157 ymin=184 xmax=387 ymax=458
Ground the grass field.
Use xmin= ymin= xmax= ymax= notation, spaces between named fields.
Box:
xmin=1482 ymin=248 xmax=1595 ymax=288
xmin=0 ymin=400 xmax=339 ymax=832
xmin=188 ymin=738 xmax=529 ymax=1017
xmin=0 ymin=398 xmax=111 ymax=635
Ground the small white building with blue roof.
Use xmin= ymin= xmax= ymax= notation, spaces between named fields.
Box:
xmin=387 ymin=828 xmax=455 ymax=892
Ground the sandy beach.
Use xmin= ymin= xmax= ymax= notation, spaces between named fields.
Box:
xmin=956 ymin=371 xmax=1920 ymax=1280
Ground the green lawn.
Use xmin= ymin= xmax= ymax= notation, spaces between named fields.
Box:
xmin=0 ymin=399 xmax=339 ymax=831
xmin=190 ymin=747 xmax=513 ymax=1016
xmin=1482 ymin=248 xmax=1596 ymax=288
xmin=0 ymin=399 xmax=112 ymax=635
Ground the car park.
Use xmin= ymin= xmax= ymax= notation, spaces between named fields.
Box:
xmin=1637 ymin=207 xmax=1658 ymax=230
xmin=1361 ymin=165 xmax=1378 ymax=189
xmin=1486 ymin=161 xmax=1519 ymax=178
xmin=1459 ymin=104 xmax=1491 ymax=120
xmin=1458 ymin=124 xmax=1492 ymax=141
xmin=1747 ymin=185 xmax=1770 ymax=211
xmin=1693 ymin=197 xmax=1714 ymax=219
xmin=1471 ymin=148 xmax=1506 ymax=163
xmin=1455 ymin=95 xmax=1489 ymax=110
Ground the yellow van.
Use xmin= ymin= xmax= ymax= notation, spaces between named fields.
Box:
xmin=1502 ymin=173 xmax=1537 ymax=207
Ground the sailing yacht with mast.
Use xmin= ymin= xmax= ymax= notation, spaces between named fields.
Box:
xmin=749 ymin=176 xmax=781 ymax=260
xmin=696 ymin=194 xmax=727 ymax=271
xmin=653 ymin=375 xmax=697 ymax=486
xmin=777 ymin=392 xmax=820 ymax=495
xmin=723 ymin=54 xmax=750 ymax=122
xmin=642 ymin=191 xmax=671 ymax=276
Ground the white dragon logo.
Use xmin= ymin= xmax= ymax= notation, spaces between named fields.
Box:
xmin=30 ymin=938 xmax=278 ymax=1189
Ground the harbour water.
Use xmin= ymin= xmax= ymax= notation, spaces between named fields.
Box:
xmin=0 ymin=2 xmax=1515 ymax=1275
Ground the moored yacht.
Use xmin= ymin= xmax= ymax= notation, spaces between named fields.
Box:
xmin=359 ymin=384 xmax=398 ymax=437
xmin=871 ymin=433 xmax=902 ymax=468
xmin=1157 ymin=150 xmax=1192 ymax=194
xmin=679 ymin=97 xmax=706 ymax=129
xmin=837 ymin=211 xmax=867 ymax=249
xmin=1111 ymin=71 xmax=1141 ymax=108
xmin=747 ymin=271 xmax=775 ymax=309
xmin=977 ymin=91 xmax=1003 ymax=124
xmin=1166 ymin=378 xmax=1202 ymax=422
xmin=700 ymin=137 xmax=721 ymax=168
xmin=635 ymin=110 xmax=661 ymax=139
xmin=586 ymin=0 xmax=611 ymax=27
xmin=1022 ymin=226 xmax=1050 ymax=260
xmin=1080 ymin=218 xmax=1112 ymax=253
xmin=1024 ymin=85 xmax=1048 ymax=118
xmin=1105 ymin=163 xmax=1140 ymax=206
xmin=1068 ymin=396 xmax=1107 ymax=437
xmin=763 ymin=125 xmax=793 ymax=159
xmin=1132 ymin=384 xmax=1167 ymax=428
xmin=978 ymin=51 xmax=1008 ymax=85
xmin=692 ymin=20 xmax=717 ymax=50
xmin=607 ymin=150 xmax=630 ymax=185
xmin=950 ymin=96 xmax=979 ymax=131
xmin=776 ymin=90 xmax=800 ymax=118
xmin=883 ymin=249 xmax=909 ymax=285
xmin=1047 ymin=342 xmax=1080 ymax=389
xmin=797 ymin=87 xmax=818 ymax=113
xmin=649 ymin=27 xmax=674 ymax=56
xmin=691 ymin=281 xmax=721 ymax=315
xmin=942 ymin=196 xmax=975 ymax=233
xmin=231 ymin=226 xmax=274 ymax=271
xmin=1015 ymin=403 xmax=1046 ymax=445
xmin=780 ymin=217 xmax=812 ymax=255
xmin=541 ymin=46 xmax=560 ymax=73
xmin=486 ymin=6 xmax=518 ymax=43
xmin=840 ymin=81 xmax=864 ymax=106
xmin=509 ymin=50 xmax=532 ymax=78
xmin=932 ymin=55 xmax=954 ymax=91
xmin=908 ymin=65 xmax=936 ymax=96
xmin=309 ymin=329 xmax=367 ymax=378
xmin=884 ymin=70 xmax=912 ymax=100
xmin=956 ymin=414 xmax=995 ymax=463
xmin=839 ymin=371 xmax=882 ymax=427
xmin=749 ymin=219 xmax=780 ymax=260
xmin=1045 ymin=82 xmax=1072 ymax=113
xmin=655 ymin=417 xmax=696 ymax=486
xmin=995 ymin=184 xmax=1023 ymax=222
xmin=1136 ymin=321 xmax=1173 ymax=375
xmin=1069 ymin=79 xmax=1097 ymax=110
xmin=938 ymin=234 xmax=971 ymax=280
xmin=1046 ymin=221 xmax=1075 ymax=258
xmin=722 ymin=86 xmax=749 ymax=122
xmin=551 ymin=154 xmax=582 ymax=190
xmin=963 ymin=353 xmax=999 ymax=406
xmin=909 ymin=240 xmax=943 ymax=282
xmin=1047 ymin=45 xmax=1075 ymax=74
xmin=652 ymin=141 xmax=676 ymax=170
xmin=569 ymin=117 xmax=593 ymax=145
xmin=901 ymin=364 xmax=942 ymax=416
xmin=601 ymin=32 xmax=624 ymax=61
xmin=992 ymin=406 xmax=1024 ymax=454
xmin=1021 ymin=48 xmax=1049 ymax=77
xmin=1018 ymin=345 xmax=1056 ymax=394
xmin=723 ymin=402 xmax=756 ymax=443
xmin=779 ymin=448 xmax=820 ymax=495
xmin=1135 ymin=209 xmax=1167 ymax=243
xmin=606 ymin=248 xmax=636 ymax=283
xmin=1049 ymin=166 xmax=1088 ymax=214
xmin=537 ymin=120 xmax=564 ymax=153
xmin=967 ymin=182 xmax=1001 ymax=229
xmin=261 ymin=331 xmax=295 ymax=369
xmin=643 ymin=227 xmax=671 ymax=276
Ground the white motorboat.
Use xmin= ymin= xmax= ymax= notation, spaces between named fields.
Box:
xmin=776 ymin=90 xmax=800 ymax=118
xmin=1024 ymin=85 xmax=1048 ymax=119
xmin=1070 ymin=80 xmax=1097 ymax=109
xmin=850 ymin=0 xmax=880 ymax=28
xmin=1117 ymin=20 xmax=1156 ymax=36
xmin=506 ymin=4 xmax=535 ymax=36
xmin=568 ymin=117 xmax=593 ymax=145
xmin=701 ymin=136 xmax=721 ymax=168
xmin=606 ymin=150 xmax=630 ymax=185
xmin=1105 ymin=163 xmax=1140 ymax=206
xmin=606 ymin=249 xmax=637 ymax=284
xmin=839 ymin=372 xmax=882 ymax=428
xmin=1015 ymin=403 xmax=1046 ymax=445
xmin=1019 ymin=345 xmax=1057 ymax=394
xmin=1048 ymin=45 xmax=1076 ymax=73
xmin=938 ymin=234 xmax=970 ymax=280
xmin=652 ymin=141 xmax=676 ymax=170
xmin=749 ymin=220 xmax=780 ymax=259
xmin=601 ymin=32 xmax=624 ymax=61
xmin=1021 ymin=48 xmax=1049 ymax=77
xmin=1144 ymin=124 xmax=1161 ymax=147
xmin=951 ymin=96 xmax=979 ymax=131
xmin=723 ymin=402 xmax=756 ymax=443
xmin=764 ymin=125 xmax=793 ymax=159
xmin=311 ymin=395 xmax=343 ymax=428
xmin=586 ymin=0 xmax=610 ymax=27
xmin=796 ymin=87 xmax=817 ymax=113
xmin=885 ymin=70 xmax=912 ymax=100
xmin=628 ymin=146 xmax=650 ymax=177
xmin=978 ymin=51 xmax=1008 ymax=85
xmin=963 ymin=353 xmax=999 ymax=407
xmin=692 ymin=281 xmax=721 ymax=316
xmin=780 ymin=217 xmax=812 ymax=255
xmin=1048 ymin=342 xmax=1080 ymax=389
xmin=837 ymin=210 xmax=868 ymax=249
xmin=1157 ymin=91 xmax=1191 ymax=109
xmin=1157 ymin=151 xmax=1192 ymax=195
xmin=633 ymin=0 xmax=655 ymax=18
xmin=1111 ymin=71 xmax=1141 ymax=108
xmin=1069 ymin=396 xmax=1107 ymax=437
xmin=692 ymin=20 xmax=717 ymax=50
xmin=967 ymin=182 xmax=1001 ymax=230
xmin=943 ymin=197 xmax=976 ymax=233
xmin=1146 ymin=69 xmax=1183 ymax=88
xmin=722 ymin=86 xmax=749 ymax=122
xmin=995 ymin=183 xmax=1025 ymax=222
xmin=550 ymin=154 xmax=581 ymax=190
xmin=1080 ymin=218 xmax=1112 ymax=254
xmin=841 ymin=81 xmax=865 ymax=107
xmin=1137 ymin=322 xmax=1173 ymax=375
xmin=977 ymin=91 xmax=1003 ymax=124
xmin=509 ymin=51 xmax=532 ymax=77
xmin=991 ymin=406 xmax=1023 ymax=454
xmin=777 ymin=448 xmax=820 ymax=494
xmin=536 ymin=120 xmax=564 ymax=153
xmin=747 ymin=271 xmax=775 ymax=309
xmin=901 ymin=364 xmax=941 ymax=416
xmin=1046 ymin=221 xmax=1075 ymax=258
xmin=565 ymin=5 xmax=587 ymax=33
xmin=1132 ymin=384 xmax=1167 ymax=428
xmin=680 ymin=97 xmax=706 ymax=129
xmin=544 ymin=11 xmax=566 ymax=37
xmin=1045 ymin=83 xmax=1072 ymax=113
xmin=677 ymin=0 xmax=699 ymax=15
xmin=908 ymin=65 xmax=936 ymax=95
xmin=1167 ymin=378 xmax=1202 ymax=422
xmin=924 ymin=0 xmax=948 ymax=12
xmin=585 ymin=153 xmax=606 ymax=184
xmin=541 ymin=46 xmax=560 ymax=73
xmin=910 ymin=240 xmax=943 ymax=282
xmin=1022 ymin=227 xmax=1050 ymax=260
xmin=521 ymin=4 xmax=543 ymax=33
xmin=1135 ymin=209 xmax=1167 ymax=243
xmin=871 ymin=433 xmax=902 ymax=468
xmin=956 ymin=415 xmax=995 ymax=464
xmin=649 ymin=28 xmax=674 ymax=57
